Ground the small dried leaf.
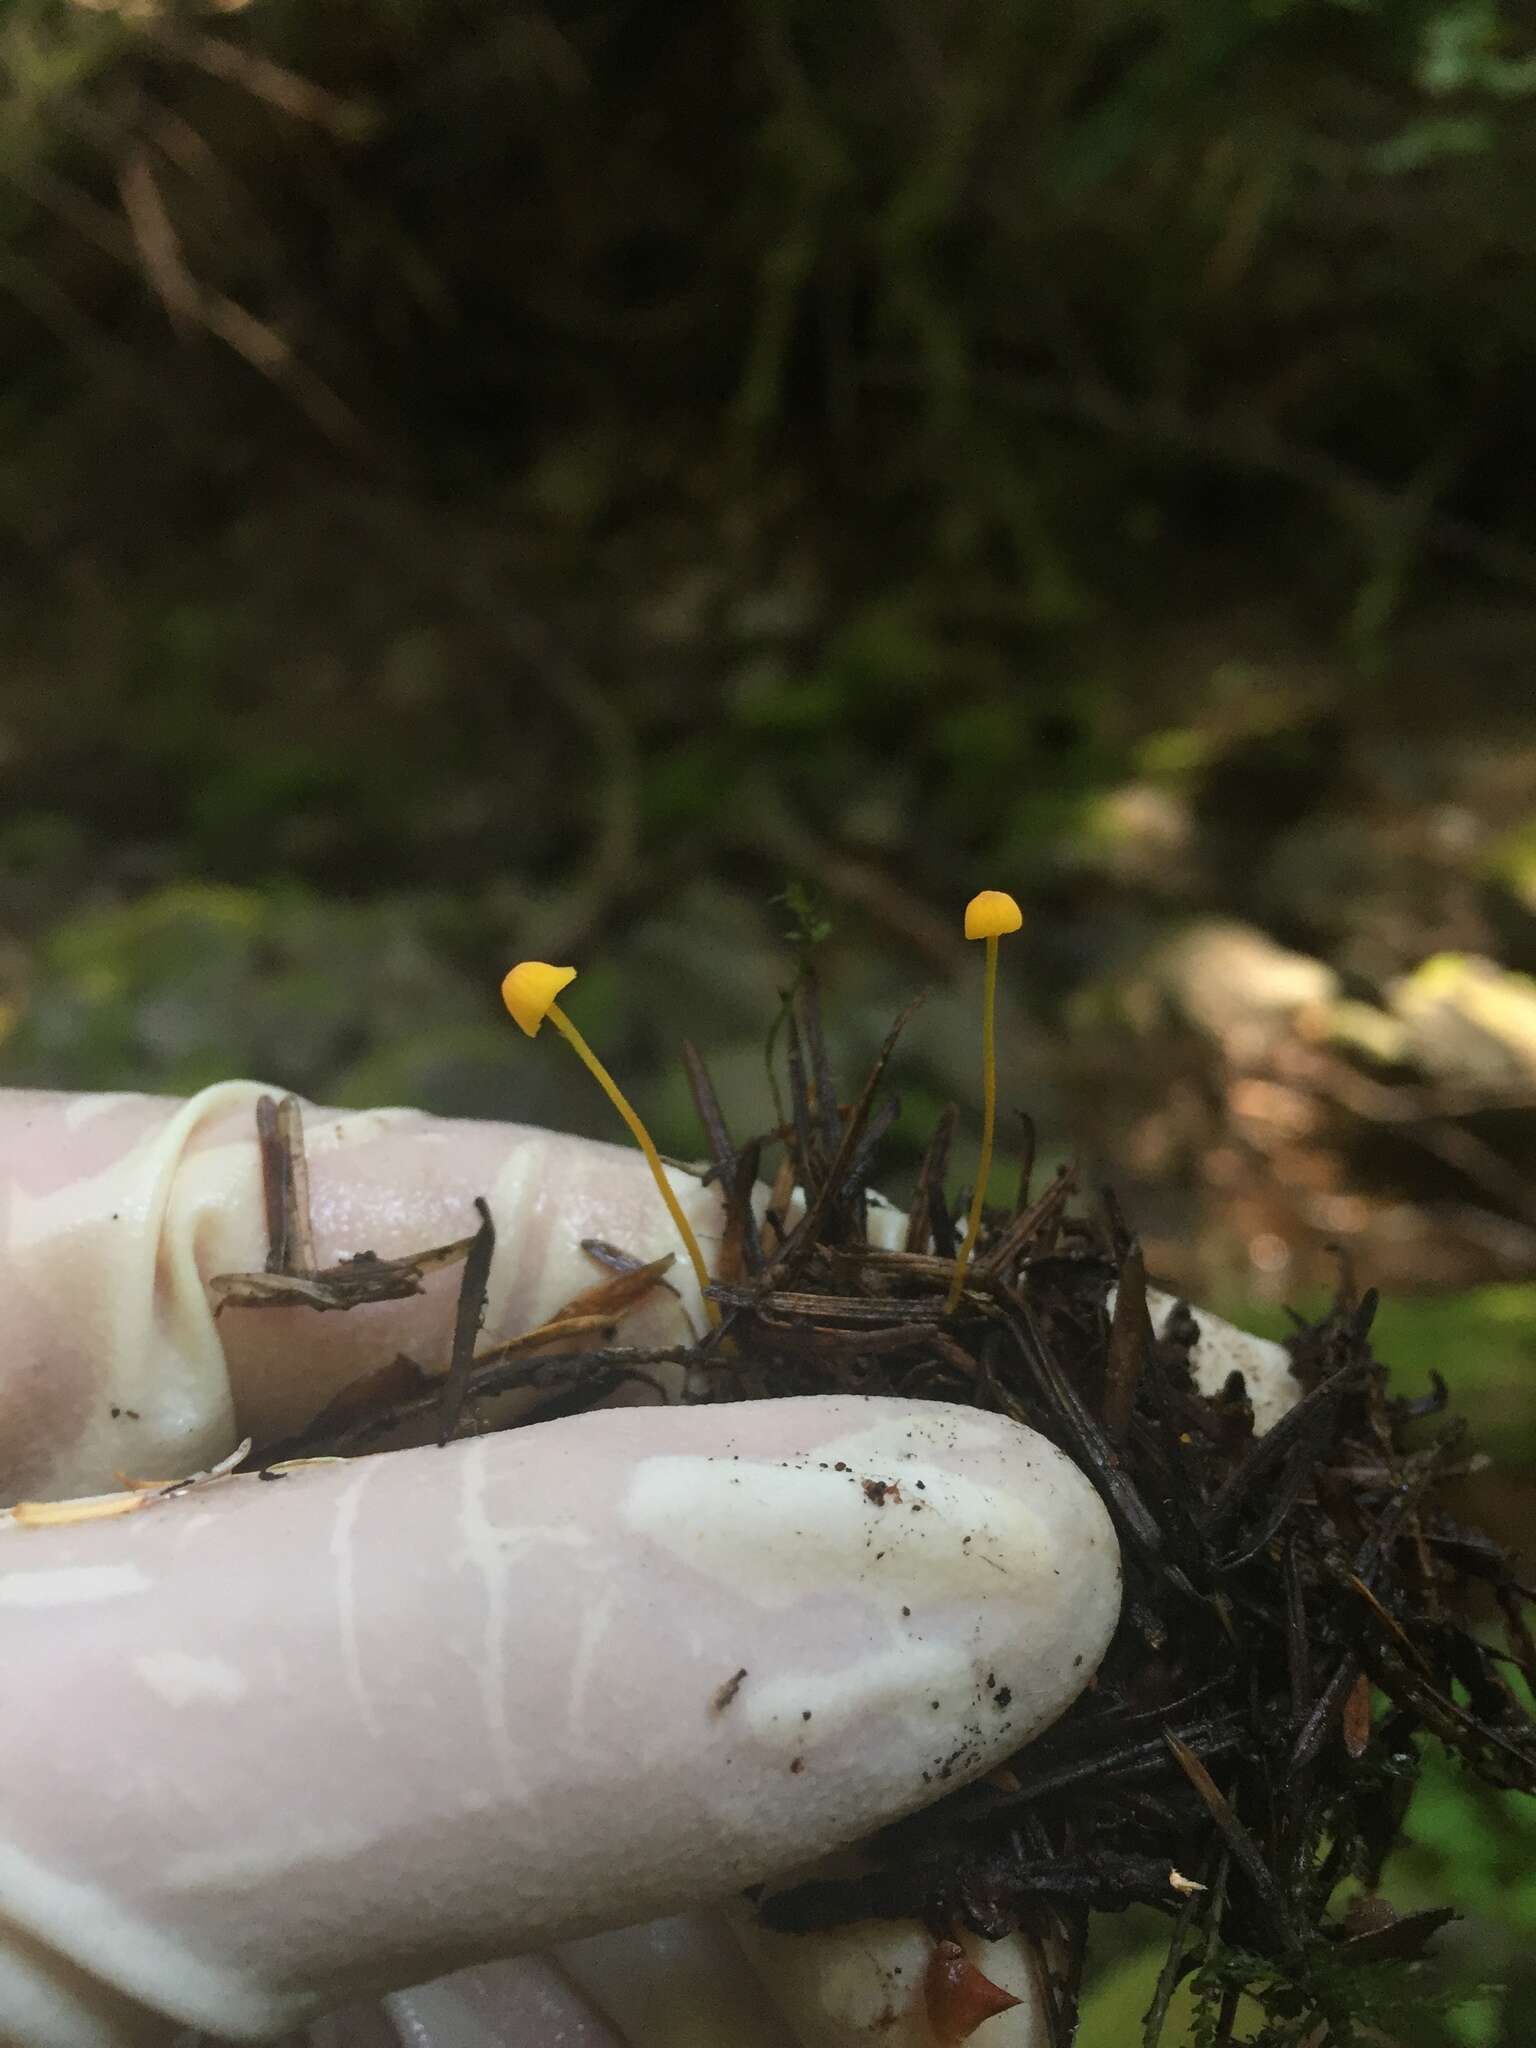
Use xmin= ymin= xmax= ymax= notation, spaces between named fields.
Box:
xmin=6 ymin=1438 xmax=253 ymax=1526
xmin=1343 ymin=1670 xmax=1373 ymax=1760
xmin=924 ymin=1939 xmax=1022 ymax=2043
xmin=553 ymin=1252 xmax=677 ymax=1325
xmin=209 ymin=1231 xmax=479 ymax=1315
xmin=117 ymin=1438 xmax=254 ymax=1496
xmin=9 ymin=1490 xmax=150 ymax=1527
xmin=296 ymin=1353 xmax=438 ymax=1443
xmin=209 ymin=1270 xmax=353 ymax=1313
xmin=1336 ymin=1904 xmax=1456 ymax=1965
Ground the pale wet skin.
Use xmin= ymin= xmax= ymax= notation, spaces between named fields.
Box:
xmin=0 ymin=1089 xmax=1298 ymax=2048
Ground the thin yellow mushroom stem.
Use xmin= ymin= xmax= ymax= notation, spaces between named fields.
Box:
xmin=947 ymin=933 xmax=999 ymax=1313
xmin=547 ymin=1001 xmax=721 ymax=1328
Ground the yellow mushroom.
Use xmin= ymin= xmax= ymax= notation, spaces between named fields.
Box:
xmin=946 ymin=890 xmax=1023 ymax=1314
xmin=500 ymin=962 xmax=720 ymax=1327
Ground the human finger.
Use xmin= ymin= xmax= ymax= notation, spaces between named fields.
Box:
xmin=0 ymin=1394 xmax=1120 ymax=2046
xmin=0 ymin=1085 xmax=732 ymax=1504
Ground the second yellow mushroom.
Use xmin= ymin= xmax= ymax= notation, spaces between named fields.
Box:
xmin=946 ymin=890 xmax=1023 ymax=1313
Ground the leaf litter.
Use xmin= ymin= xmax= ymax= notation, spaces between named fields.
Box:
xmin=202 ymin=967 xmax=1536 ymax=2046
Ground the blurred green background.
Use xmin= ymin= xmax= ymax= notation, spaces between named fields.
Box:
xmin=2 ymin=0 xmax=1535 ymax=2037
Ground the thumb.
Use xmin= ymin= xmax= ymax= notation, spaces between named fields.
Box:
xmin=0 ymin=1394 xmax=1119 ymax=2045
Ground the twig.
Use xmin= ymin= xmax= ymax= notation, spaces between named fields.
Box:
xmin=436 ymin=1198 xmax=497 ymax=1445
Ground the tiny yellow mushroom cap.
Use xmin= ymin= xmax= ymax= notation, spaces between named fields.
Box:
xmin=963 ymin=890 xmax=1023 ymax=941
xmin=501 ymin=961 xmax=578 ymax=1037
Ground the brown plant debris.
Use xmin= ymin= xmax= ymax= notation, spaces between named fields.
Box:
xmin=225 ymin=994 xmax=1536 ymax=2044
xmin=211 ymin=1094 xmax=484 ymax=1314
xmin=924 ymin=1938 xmax=1023 ymax=2041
